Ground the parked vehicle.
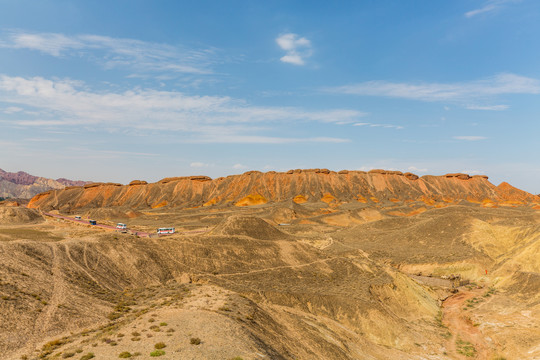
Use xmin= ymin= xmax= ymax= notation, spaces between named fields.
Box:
xmin=89 ymin=220 xmax=97 ymax=225
xmin=157 ymin=227 xmax=175 ymax=235
xmin=116 ymin=223 xmax=127 ymax=230
xmin=75 ymin=216 xmax=81 ymax=220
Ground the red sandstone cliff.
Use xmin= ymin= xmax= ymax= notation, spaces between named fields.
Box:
xmin=27 ymin=169 xmax=539 ymax=212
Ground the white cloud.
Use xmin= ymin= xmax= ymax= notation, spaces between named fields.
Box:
xmin=465 ymin=0 xmax=518 ymax=18
xmin=0 ymin=31 xmax=214 ymax=75
xmin=326 ymin=73 xmax=539 ymax=104
xmin=190 ymin=162 xmax=211 ymax=168
xmin=453 ymin=136 xmax=487 ymax=141
xmin=232 ymin=163 xmax=248 ymax=169
xmin=276 ymin=33 xmax=312 ymax=66
xmin=353 ymin=122 xmax=403 ymax=130
xmin=466 ymin=104 xmax=509 ymax=111
xmin=408 ymin=166 xmax=428 ymax=173
xmin=0 ymin=75 xmax=360 ymax=144
xmin=3 ymin=106 xmax=23 ymax=113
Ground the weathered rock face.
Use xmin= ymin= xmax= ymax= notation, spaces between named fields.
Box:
xmin=27 ymin=169 xmax=539 ymax=212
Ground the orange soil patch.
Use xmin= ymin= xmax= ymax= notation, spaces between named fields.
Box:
xmin=151 ymin=201 xmax=168 ymax=209
xmin=293 ymin=195 xmax=308 ymax=204
xmin=203 ymin=197 xmax=219 ymax=207
xmin=357 ymin=195 xmax=367 ymax=203
xmin=235 ymin=194 xmax=267 ymax=207
xmin=321 ymin=193 xmax=337 ymax=204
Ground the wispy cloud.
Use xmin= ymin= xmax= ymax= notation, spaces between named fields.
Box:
xmin=0 ymin=75 xmax=359 ymax=144
xmin=453 ymin=136 xmax=487 ymax=141
xmin=408 ymin=166 xmax=428 ymax=173
xmin=190 ymin=162 xmax=210 ymax=168
xmin=353 ymin=122 xmax=403 ymax=130
xmin=465 ymin=104 xmax=509 ymax=111
xmin=276 ymin=33 xmax=312 ymax=66
xmin=326 ymin=73 xmax=539 ymax=105
xmin=232 ymin=163 xmax=248 ymax=169
xmin=0 ymin=30 xmax=215 ymax=75
xmin=465 ymin=0 xmax=518 ymax=18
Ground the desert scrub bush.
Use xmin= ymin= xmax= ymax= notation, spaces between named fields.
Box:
xmin=219 ymin=306 xmax=231 ymax=312
xmin=80 ymin=353 xmax=95 ymax=360
xmin=150 ymin=350 xmax=165 ymax=357
xmin=62 ymin=352 xmax=75 ymax=358
xmin=190 ymin=337 xmax=201 ymax=345
xmin=148 ymin=318 xmax=155 ymax=322
xmin=456 ymin=338 xmax=476 ymax=357
xmin=131 ymin=331 xmax=140 ymax=337
xmin=154 ymin=342 xmax=166 ymax=349
xmin=159 ymin=322 xmax=167 ymax=326
xmin=118 ymin=352 xmax=132 ymax=358
xmin=229 ymin=357 xmax=244 ymax=360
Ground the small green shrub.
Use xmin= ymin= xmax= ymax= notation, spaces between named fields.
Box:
xmin=118 ymin=352 xmax=132 ymax=358
xmin=62 ymin=352 xmax=75 ymax=358
xmin=190 ymin=337 xmax=201 ymax=345
xmin=154 ymin=342 xmax=166 ymax=349
xmin=80 ymin=353 xmax=95 ymax=360
xmin=150 ymin=350 xmax=165 ymax=357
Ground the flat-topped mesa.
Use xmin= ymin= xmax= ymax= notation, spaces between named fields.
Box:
xmin=27 ymin=169 xmax=539 ymax=211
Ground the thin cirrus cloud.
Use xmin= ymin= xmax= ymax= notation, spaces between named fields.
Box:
xmin=0 ymin=74 xmax=359 ymax=144
xmin=326 ymin=73 xmax=539 ymax=106
xmin=465 ymin=104 xmax=509 ymax=111
xmin=453 ymin=136 xmax=487 ymax=141
xmin=0 ymin=30 xmax=215 ymax=75
xmin=353 ymin=122 xmax=403 ymax=130
xmin=276 ymin=33 xmax=312 ymax=66
xmin=464 ymin=0 xmax=518 ymax=18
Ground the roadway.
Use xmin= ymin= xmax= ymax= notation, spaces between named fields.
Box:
xmin=43 ymin=212 xmax=209 ymax=238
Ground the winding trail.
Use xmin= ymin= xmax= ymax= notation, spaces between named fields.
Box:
xmin=28 ymin=244 xmax=67 ymax=350
xmin=442 ymin=288 xmax=492 ymax=359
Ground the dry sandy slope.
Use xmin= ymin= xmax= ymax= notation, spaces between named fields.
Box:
xmin=0 ymin=203 xmax=538 ymax=359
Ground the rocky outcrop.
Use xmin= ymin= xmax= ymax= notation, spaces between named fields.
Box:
xmin=444 ymin=173 xmax=472 ymax=180
xmin=26 ymin=169 xmax=540 ymax=212
xmin=129 ymin=180 xmax=148 ymax=186
xmin=404 ymin=172 xmax=419 ymax=180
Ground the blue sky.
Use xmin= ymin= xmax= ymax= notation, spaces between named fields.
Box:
xmin=0 ymin=0 xmax=539 ymax=193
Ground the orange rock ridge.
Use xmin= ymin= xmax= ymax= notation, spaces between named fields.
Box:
xmin=27 ymin=169 xmax=539 ymax=212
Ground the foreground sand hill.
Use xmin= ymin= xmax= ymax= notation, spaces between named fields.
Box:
xmin=1 ymin=170 xmax=539 ymax=359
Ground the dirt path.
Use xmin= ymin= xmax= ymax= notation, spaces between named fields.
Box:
xmin=215 ymin=256 xmax=339 ymax=277
xmin=27 ymin=244 xmax=67 ymax=351
xmin=63 ymin=243 xmax=113 ymax=292
xmin=442 ymin=288 xmax=492 ymax=359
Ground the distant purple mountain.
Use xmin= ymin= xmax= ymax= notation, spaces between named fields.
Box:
xmin=0 ymin=168 xmax=90 ymax=199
